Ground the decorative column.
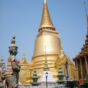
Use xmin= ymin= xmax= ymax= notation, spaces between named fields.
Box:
xmin=76 ymin=60 xmax=80 ymax=79
xmin=84 ymin=56 xmax=88 ymax=75
xmin=75 ymin=60 xmax=78 ymax=68
xmin=80 ymin=58 xmax=83 ymax=79
xmin=77 ymin=59 xmax=81 ymax=79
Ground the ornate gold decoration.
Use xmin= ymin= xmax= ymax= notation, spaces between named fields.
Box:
xmin=57 ymin=53 xmax=78 ymax=80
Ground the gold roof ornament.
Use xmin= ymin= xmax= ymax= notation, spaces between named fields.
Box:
xmin=20 ymin=53 xmax=27 ymax=64
xmin=39 ymin=0 xmax=55 ymax=31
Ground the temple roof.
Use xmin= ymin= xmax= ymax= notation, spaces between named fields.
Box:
xmin=80 ymin=35 xmax=88 ymax=55
xmin=73 ymin=2 xmax=88 ymax=60
xmin=39 ymin=0 xmax=55 ymax=31
xmin=74 ymin=26 xmax=88 ymax=60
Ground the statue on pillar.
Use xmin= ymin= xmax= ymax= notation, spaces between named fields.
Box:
xmin=4 ymin=34 xmax=20 ymax=88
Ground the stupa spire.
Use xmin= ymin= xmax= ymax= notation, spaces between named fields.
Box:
xmin=39 ymin=0 xmax=55 ymax=31
xmin=22 ymin=53 xmax=27 ymax=64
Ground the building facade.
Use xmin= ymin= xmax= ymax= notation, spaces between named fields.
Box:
xmin=73 ymin=5 xmax=88 ymax=80
xmin=73 ymin=34 xmax=88 ymax=80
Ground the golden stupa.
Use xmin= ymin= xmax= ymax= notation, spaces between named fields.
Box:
xmin=19 ymin=0 xmax=78 ymax=84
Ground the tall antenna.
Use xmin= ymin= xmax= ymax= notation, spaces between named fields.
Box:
xmin=84 ymin=0 xmax=88 ymax=34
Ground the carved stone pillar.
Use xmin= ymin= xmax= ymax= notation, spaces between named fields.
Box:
xmin=80 ymin=58 xmax=83 ymax=79
xmin=78 ymin=60 xmax=81 ymax=79
xmin=84 ymin=56 xmax=88 ymax=74
xmin=75 ymin=60 xmax=78 ymax=68
xmin=76 ymin=60 xmax=79 ymax=80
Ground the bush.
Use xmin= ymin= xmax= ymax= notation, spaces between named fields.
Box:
xmin=80 ymin=79 xmax=88 ymax=88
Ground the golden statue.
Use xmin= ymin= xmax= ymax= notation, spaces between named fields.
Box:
xmin=19 ymin=0 xmax=78 ymax=84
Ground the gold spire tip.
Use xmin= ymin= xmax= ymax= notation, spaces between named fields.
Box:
xmin=39 ymin=0 xmax=55 ymax=31
xmin=44 ymin=0 xmax=47 ymax=4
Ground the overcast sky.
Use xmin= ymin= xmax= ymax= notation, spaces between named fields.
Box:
xmin=0 ymin=0 xmax=88 ymax=63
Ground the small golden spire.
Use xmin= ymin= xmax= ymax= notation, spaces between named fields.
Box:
xmin=21 ymin=53 xmax=27 ymax=64
xmin=39 ymin=0 xmax=55 ymax=31
xmin=44 ymin=0 xmax=46 ymax=4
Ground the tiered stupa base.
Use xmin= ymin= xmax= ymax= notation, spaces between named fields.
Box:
xmin=38 ymin=71 xmax=57 ymax=88
xmin=18 ymin=84 xmax=57 ymax=88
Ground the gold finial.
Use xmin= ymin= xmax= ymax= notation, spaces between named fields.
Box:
xmin=44 ymin=0 xmax=46 ymax=4
xmin=21 ymin=53 xmax=27 ymax=64
xmin=39 ymin=0 xmax=55 ymax=31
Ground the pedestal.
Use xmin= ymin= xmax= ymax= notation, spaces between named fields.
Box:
xmin=18 ymin=85 xmax=31 ymax=88
xmin=39 ymin=82 xmax=57 ymax=88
